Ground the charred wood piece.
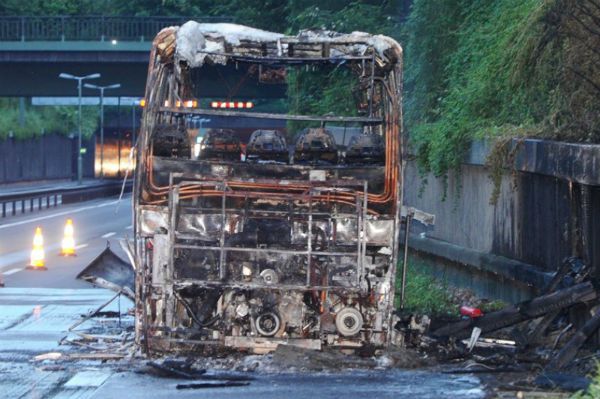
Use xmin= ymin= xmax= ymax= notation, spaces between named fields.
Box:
xmin=176 ymin=382 xmax=250 ymax=389
xmin=547 ymin=307 xmax=600 ymax=370
xmin=432 ymin=282 xmax=597 ymax=339
xmin=146 ymin=361 xmax=206 ymax=379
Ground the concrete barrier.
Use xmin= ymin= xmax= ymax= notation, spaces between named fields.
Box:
xmin=404 ymin=139 xmax=600 ymax=299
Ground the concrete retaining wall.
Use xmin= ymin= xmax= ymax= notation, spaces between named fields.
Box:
xmin=404 ymin=139 xmax=600 ymax=298
xmin=0 ymin=134 xmax=95 ymax=183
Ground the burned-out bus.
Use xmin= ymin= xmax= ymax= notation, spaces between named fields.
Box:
xmin=133 ymin=22 xmax=404 ymax=354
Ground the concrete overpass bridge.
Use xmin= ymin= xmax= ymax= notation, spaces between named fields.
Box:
xmin=0 ymin=16 xmax=286 ymax=98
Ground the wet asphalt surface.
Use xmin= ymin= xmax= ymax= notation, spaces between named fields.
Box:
xmin=0 ymin=197 xmax=485 ymax=398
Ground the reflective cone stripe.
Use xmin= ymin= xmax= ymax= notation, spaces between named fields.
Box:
xmin=60 ymin=219 xmax=76 ymax=256
xmin=30 ymin=227 xmax=45 ymax=268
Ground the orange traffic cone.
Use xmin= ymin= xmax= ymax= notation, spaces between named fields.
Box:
xmin=27 ymin=227 xmax=47 ymax=271
xmin=60 ymin=219 xmax=76 ymax=256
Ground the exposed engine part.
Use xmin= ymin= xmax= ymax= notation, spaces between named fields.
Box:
xmin=235 ymin=303 xmax=250 ymax=318
xmin=260 ymin=269 xmax=279 ymax=285
xmin=294 ymin=128 xmax=338 ymax=165
xmin=335 ymin=307 xmax=364 ymax=337
xmin=255 ymin=312 xmax=281 ymax=337
xmin=242 ymin=264 xmax=253 ymax=278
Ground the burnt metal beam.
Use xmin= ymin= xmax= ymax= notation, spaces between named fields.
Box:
xmin=160 ymin=107 xmax=383 ymax=124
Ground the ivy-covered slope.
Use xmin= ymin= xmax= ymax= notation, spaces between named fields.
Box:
xmin=0 ymin=99 xmax=98 ymax=140
xmin=403 ymin=0 xmax=600 ymax=178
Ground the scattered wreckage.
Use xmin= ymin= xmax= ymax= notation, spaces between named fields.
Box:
xmin=98 ymin=22 xmax=407 ymax=355
xmin=391 ymin=256 xmax=600 ymax=393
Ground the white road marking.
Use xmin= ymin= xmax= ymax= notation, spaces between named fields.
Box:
xmin=74 ymin=243 xmax=88 ymax=250
xmin=3 ymin=268 xmax=23 ymax=276
xmin=126 ymin=225 xmax=133 ymax=230
xmin=101 ymin=232 xmax=116 ymax=238
xmin=0 ymin=200 xmax=120 ymax=230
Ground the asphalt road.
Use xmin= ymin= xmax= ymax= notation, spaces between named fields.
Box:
xmin=0 ymin=194 xmax=132 ymax=289
xmin=0 ymin=194 xmax=487 ymax=398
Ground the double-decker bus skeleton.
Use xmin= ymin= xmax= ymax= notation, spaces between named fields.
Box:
xmin=133 ymin=21 xmax=405 ymax=354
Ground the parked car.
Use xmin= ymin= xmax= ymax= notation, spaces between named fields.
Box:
xmin=246 ymin=129 xmax=289 ymax=163
xmin=294 ymin=128 xmax=338 ymax=165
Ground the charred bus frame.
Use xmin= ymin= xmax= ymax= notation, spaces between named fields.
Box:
xmin=134 ymin=22 xmax=404 ymax=354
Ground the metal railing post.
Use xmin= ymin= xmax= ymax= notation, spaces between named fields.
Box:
xmin=20 ymin=17 xmax=25 ymax=41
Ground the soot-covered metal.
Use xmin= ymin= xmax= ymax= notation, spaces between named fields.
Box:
xmin=134 ymin=21 xmax=404 ymax=354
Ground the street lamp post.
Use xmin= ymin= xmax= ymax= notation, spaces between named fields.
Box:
xmin=84 ymin=83 xmax=121 ymax=179
xmin=59 ymin=72 xmax=100 ymax=185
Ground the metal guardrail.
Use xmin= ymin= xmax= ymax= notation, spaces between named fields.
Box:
xmin=0 ymin=15 xmax=233 ymax=42
xmin=0 ymin=180 xmax=132 ymax=218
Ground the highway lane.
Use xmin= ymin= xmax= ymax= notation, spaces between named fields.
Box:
xmin=0 ymin=194 xmax=133 ymax=288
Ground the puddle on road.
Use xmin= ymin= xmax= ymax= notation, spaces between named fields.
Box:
xmin=90 ymin=369 xmax=484 ymax=399
xmin=65 ymin=370 xmax=112 ymax=388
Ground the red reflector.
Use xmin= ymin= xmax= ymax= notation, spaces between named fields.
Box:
xmin=460 ymin=306 xmax=483 ymax=318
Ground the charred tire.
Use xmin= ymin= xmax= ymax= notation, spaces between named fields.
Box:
xmin=255 ymin=312 xmax=281 ymax=337
xmin=335 ymin=307 xmax=363 ymax=337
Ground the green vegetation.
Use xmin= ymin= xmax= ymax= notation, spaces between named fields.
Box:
xmin=396 ymin=256 xmax=457 ymax=316
xmin=0 ymin=99 xmax=97 ymax=140
xmin=479 ymin=299 xmax=507 ymax=313
xmin=396 ymin=254 xmax=507 ymax=316
xmin=572 ymin=363 xmax=600 ymax=398
xmin=283 ymin=2 xmax=399 ymax=132
xmin=286 ymin=66 xmax=360 ymax=134
xmin=404 ymin=0 xmax=600 ymax=185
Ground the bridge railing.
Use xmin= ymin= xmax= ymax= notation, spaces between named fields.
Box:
xmin=0 ymin=15 xmax=233 ymax=42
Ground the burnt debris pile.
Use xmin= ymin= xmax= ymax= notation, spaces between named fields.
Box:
xmin=403 ymin=257 xmax=600 ymax=392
